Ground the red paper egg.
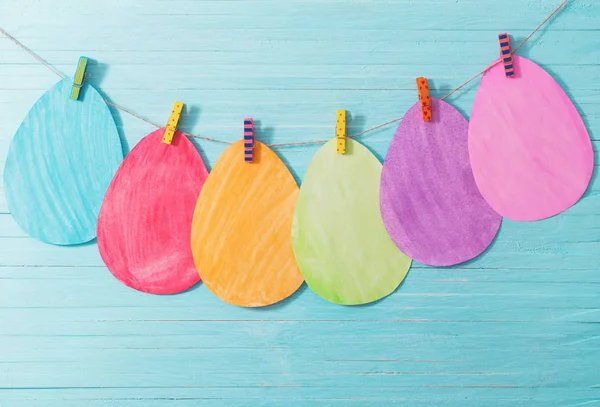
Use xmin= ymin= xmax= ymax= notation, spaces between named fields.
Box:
xmin=97 ymin=129 xmax=208 ymax=294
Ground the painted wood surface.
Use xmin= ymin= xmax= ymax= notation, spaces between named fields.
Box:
xmin=380 ymin=98 xmax=501 ymax=266
xmin=97 ymin=128 xmax=208 ymax=294
xmin=469 ymin=55 xmax=594 ymax=221
xmin=4 ymin=78 xmax=123 ymax=244
xmin=191 ymin=140 xmax=303 ymax=307
xmin=292 ymin=138 xmax=411 ymax=305
xmin=1 ymin=0 xmax=599 ymax=405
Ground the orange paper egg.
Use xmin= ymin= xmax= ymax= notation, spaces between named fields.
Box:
xmin=190 ymin=141 xmax=303 ymax=307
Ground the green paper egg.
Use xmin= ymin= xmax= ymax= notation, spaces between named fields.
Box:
xmin=292 ymin=138 xmax=412 ymax=305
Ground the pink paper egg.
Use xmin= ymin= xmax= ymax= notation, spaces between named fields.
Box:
xmin=97 ymin=129 xmax=208 ymax=294
xmin=468 ymin=56 xmax=593 ymax=221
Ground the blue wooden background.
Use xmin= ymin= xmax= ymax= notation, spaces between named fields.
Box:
xmin=1 ymin=1 xmax=599 ymax=405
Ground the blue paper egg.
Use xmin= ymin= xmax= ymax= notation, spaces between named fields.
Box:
xmin=4 ymin=78 xmax=123 ymax=245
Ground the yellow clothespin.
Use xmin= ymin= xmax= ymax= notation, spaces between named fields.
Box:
xmin=162 ymin=101 xmax=184 ymax=144
xmin=336 ymin=110 xmax=346 ymax=154
xmin=70 ymin=57 xmax=88 ymax=100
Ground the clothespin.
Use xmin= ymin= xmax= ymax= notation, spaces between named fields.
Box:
xmin=336 ymin=110 xmax=346 ymax=154
xmin=416 ymin=77 xmax=431 ymax=122
xmin=162 ymin=101 xmax=184 ymax=144
xmin=70 ymin=57 xmax=88 ymax=100
xmin=498 ymin=33 xmax=515 ymax=77
xmin=244 ymin=118 xmax=254 ymax=162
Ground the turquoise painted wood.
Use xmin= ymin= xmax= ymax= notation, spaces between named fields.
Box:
xmin=4 ymin=78 xmax=123 ymax=244
xmin=0 ymin=0 xmax=599 ymax=405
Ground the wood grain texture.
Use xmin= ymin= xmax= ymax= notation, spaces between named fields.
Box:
xmin=191 ymin=141 xmax=303 ymax=307
xmin=1 ymin=0 xmax=599 ymax=405
xmin=469 ymin=56 xmax=594 ymax=221
xmin=292 ymin=138 xmax=411 ymax=305
xmin=4 ymin=78 xmax=123 ymax=244
xmin=380 ymin=99 xmax=502 ymax=266
xmin=97 ymin=129 xmax=207 ymax=294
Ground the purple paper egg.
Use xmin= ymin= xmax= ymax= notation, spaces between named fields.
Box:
xmin=380 ymin=98 xmax=502 ymax=266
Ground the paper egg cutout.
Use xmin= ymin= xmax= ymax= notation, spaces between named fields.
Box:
xmin=380 ymin=98 xmax=502 ymax=266
xmin=469 ymin=55 xmax=593 ymax=221
xmin=292 ymin=139 xmax=412 ymax=305
xmin=97 ymin=129 xmax=208 ymax=294
xmin=4 ymin=78 xmax=123 ymax=245
xmin=191 ymin=140 xmax=303 ymax=307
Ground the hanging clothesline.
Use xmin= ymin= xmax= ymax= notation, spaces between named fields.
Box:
xmin=0 ymin=0 xmax=568 ymax=148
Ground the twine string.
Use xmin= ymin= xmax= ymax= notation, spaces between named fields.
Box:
xmin=0 ymin=0 xmax=568 ymax=148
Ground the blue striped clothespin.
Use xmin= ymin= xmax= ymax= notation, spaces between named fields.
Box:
xmin=244 ymin=118 xmax=254 ymax=162
xmin=498 ymin=33 xmax=514 ymax=77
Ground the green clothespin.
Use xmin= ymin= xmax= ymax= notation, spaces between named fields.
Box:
xmin=70 ymin=56 xmax=88 ymax=100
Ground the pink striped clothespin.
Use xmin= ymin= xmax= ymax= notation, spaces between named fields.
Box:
xmin=498 ymin=33 xmax=515 ymax=77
